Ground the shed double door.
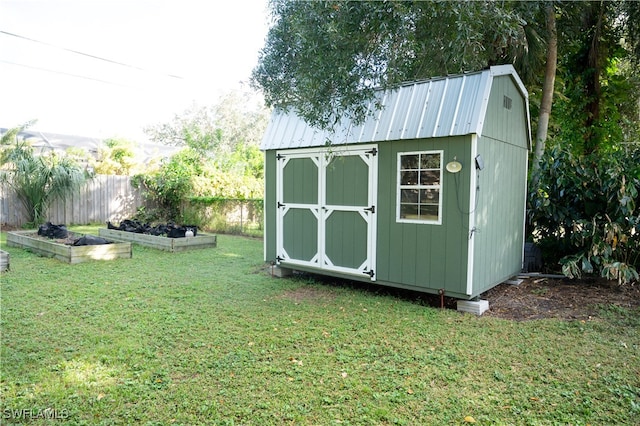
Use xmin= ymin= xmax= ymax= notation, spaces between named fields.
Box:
xmin=276 ymin=145 xmax=378 ymax=280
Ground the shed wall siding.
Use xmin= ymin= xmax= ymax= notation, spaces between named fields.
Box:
xmin=376 ymin=136 xmax=472 ymax=296
xmin=264 ymin=150 xmax=278 ymax=261
xmin=481 ymin=75 xmax=530 ymax=149
xmin=472 ymin=135 xmax=528 ymax=292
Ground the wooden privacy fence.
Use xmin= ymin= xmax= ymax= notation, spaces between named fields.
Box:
xmin=0 ymin=175 xmax=145 ymax=227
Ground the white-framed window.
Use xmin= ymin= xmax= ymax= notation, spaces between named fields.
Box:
xmin=396 ymin=150 xmax=443 ymax=224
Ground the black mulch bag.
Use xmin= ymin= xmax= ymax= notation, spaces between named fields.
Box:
xmin=72 ymin=235 xmax=112 ymax=246
xmin=38 ymin=222 xmax=68 ymax=239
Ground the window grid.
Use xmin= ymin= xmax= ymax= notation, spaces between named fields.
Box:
xmin=397 ymin=151 xmax=442 ymax=224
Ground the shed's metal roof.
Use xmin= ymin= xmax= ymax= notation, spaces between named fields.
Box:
xmin=260 ymin=64 xmax=531 ymax=151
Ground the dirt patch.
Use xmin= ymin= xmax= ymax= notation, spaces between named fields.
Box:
xmin=481 ymin=276 xmax=640 ymax=321
xmin=271 ymin=271 xmax=639 ymax=321
xmin=275 ymin=286 xmax=337 ymax=304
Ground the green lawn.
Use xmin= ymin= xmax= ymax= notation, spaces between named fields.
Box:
xmin=1 ymin=226 xmax=639 ymax=425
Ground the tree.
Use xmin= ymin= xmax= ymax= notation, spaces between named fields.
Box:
xmin=135 ymin=89 xmax=270 ymax=221
xmin=533 ymin=2 xmax=557 ymax=164
xmin=252 ymin=0 xmax=530 ymax=130
xmin=143 ymin=89 xmax=270 ymax=163
xmin=0 ymin=123 xmax=88 ymax=226
xmin=144 ymin=103 xmax=220 ymax=157
xmin=92 ymin=137 xmax=139 ymax=175
xmin=253 ymin=1 xmax=640 ymax=155
xmin=547 ymin=1 xmax=640 ymax=154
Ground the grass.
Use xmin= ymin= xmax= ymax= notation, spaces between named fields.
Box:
xmin=1 ymin=225 xmax=639 ymax=425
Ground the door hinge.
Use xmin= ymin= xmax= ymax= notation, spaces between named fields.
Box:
xmin=276 ymin=255 xmax=284 ymax=263
xmin=363 ymin=269 xmax=375 ymax=278
xmin=276 ymin=153 xmax=285 ymax=160
xmin=364 ymin=205 xmax=375 ymax=213
xmin=365 ymin=147 xmax=377 ymax=156
xmin=277 ymin=201 xmax=285 ymax=208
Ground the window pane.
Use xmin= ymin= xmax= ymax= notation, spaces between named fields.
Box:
xmin=401 ymin=171 xmax=418 ymax=185
xmin=419 ymin=204 xmax=439 ymax=220
xmin=420 ymin=153 xmax=440 ymax=169
xmin=397 ymin=151 xmax=442 ymax=223
xmin=400 ymin=204 xmax=419 ymax=219
xmin=401 ymin=189 xmax=418 ymax=203
xmin=420 ymin=170 xmax=440 ymax=185
xmin=401 ymin=154 xmax=419 ymax=170
xmin=419 ymin=189 xmax=439 ymax=203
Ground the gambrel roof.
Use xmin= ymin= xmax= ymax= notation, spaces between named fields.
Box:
xmin=260 ymin=64 xmax=531 ymax=151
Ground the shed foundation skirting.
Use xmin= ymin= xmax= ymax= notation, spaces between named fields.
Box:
xmin=457 ymin=299 xmax=490 ymax=315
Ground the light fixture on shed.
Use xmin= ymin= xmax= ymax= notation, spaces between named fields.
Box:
xmin=445 ymin=157 xmax=463 ymax=174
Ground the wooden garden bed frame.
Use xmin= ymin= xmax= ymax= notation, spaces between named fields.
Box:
xmin=98 ymin=228 xmax=217 ymax=252
xmin=6 ymin=231 xmax=132 ymax=264
xmin=0 ymin=249 xmax=9 ymax=271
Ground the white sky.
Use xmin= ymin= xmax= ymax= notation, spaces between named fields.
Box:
xmin=0 ymin=0 xmax=270 ymax=141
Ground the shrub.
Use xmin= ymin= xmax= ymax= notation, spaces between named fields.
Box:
xmin=1 ymin=132 xmax=88 ymax=227
xmin=132 ymin=148 xmax=264 ymax=224
xmin=187 ymin=197 xmax=264 ymax=235
xmin=528 ymin=142 xmax=640 ymax=284
xmin=132 ymin=150 xmax=201 ymax=222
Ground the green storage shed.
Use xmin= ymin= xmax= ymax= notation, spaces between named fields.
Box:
xmin=260 ymin=65 xmax=531 ymax=300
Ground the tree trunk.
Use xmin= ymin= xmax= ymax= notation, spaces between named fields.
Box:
xmin=534 ymin=3 xmax=557 ymax=165
xmin=584 ymin=1 xmax=605 ymax=154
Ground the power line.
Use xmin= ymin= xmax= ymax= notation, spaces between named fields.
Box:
xmin=0 ymin=29 xmax=183 ymax=80
xmin=0 ymin=59 xmax=138 ymax=88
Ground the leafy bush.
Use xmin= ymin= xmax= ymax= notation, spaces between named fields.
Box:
xmin=92 ymin=138 xmax=140 ymax=175
xmin=188 ymin=197 xmax=264 ymax=236
xmin=133 ymin=148 xmax=264 ymax=224
xmin=528 ymin=142 xmax=640 ymax=284
xmin=132 ymin=150 xmax=201 ymax=221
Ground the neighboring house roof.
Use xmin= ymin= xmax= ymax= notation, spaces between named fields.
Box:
xmin=260 ymin=64 xmax=531 ymax=151
xmin=0 ymin=128 xmax=178 ymax=163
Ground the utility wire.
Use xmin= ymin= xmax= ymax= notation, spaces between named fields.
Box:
xmin=0 ymin=30 xmax=183 ymax=80
xmin=0 ymin=59 xmax=138 ymax=88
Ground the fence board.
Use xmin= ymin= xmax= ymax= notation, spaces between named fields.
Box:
xmin=0 ymin=175 xmax=145 ymax=227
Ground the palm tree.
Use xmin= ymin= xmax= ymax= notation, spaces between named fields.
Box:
xmin=0 ymin=123 xmax=88 ymax=226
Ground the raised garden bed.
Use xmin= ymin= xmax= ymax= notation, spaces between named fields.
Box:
xmin=6 ymin=231 xmax=132 ymax=264
xmin=0 ymin=250 xmax=9 ymax=271
xmin=98 ymin=228 xmax=217 ymax=252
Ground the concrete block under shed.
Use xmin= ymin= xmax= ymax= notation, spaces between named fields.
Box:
xmin=271 ymin=266 xmax=293 ymax=278
xmin=457 ymin=299 xmax=490 ymax=316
